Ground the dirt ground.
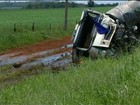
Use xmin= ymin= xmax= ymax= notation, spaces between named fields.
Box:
xmin=0 ymin=36 xmax=72 ymax=56
xmin=0 ymin=36 xmax=72 ymax=87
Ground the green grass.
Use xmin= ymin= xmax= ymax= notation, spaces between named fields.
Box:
xmin=0 ymin=6 xmax=113 ymax=52
xmin=0 ymin=6 xmax=130 ymax=105
xmin=0 ymin=47 xmax=140 ymax=105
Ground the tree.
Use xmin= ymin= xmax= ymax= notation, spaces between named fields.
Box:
xmin=88 ymin=0 xmax=94 ymax=7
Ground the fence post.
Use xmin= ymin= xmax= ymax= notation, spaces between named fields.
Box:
xmin=32 ymin=22 xmax=35 ymax=31
xmin=14 ymin=23 xmax=16 ymax=32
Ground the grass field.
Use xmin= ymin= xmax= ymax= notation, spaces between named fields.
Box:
xmin=0 ymin=6 xmax=113 ymax=52
xmin=0 ymin=47 xmax=140 ymax=105
xmin=1 ymin=6 xmax=138 ymax=105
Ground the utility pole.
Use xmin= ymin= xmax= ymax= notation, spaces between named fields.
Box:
xmin=64 ymin=0 xmax=68 ymax=31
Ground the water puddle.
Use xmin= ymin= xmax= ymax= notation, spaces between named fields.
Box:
xmin=0 ymin=52 xmax=21 ymax=61
xmin=20 ymin=52 xmax=72 ymax=70
xmin=0 ymin=44 xmax=73 ymax=68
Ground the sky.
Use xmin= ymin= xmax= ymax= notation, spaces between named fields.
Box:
xmin=74 ymin=0 xmax=127 ymax=4
xmin=0 ymin=0 xmax=128 ymax=4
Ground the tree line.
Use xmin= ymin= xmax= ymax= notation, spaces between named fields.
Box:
xmin=0 ymin=0 xmax=118 ymax=9
xmin=0 ymin=2 xmax=85 ymax=9
xmin=0 ymin=0 xmax=60 ymax=2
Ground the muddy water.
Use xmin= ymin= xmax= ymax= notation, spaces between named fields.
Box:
xmin=20 ymin=52 xmax=72 ymax=70
xmin=0 ymin=37 xmax=73 ymax=87
xmin=0 ymin=44 xmax=73 ymax=69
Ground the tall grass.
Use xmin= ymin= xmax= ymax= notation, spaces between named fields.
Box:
xmin=0 ymin=6 xmax=113 ymax=52
xmin=0 ymin=47 xmax=140 ymax=105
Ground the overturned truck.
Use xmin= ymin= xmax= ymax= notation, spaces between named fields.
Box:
xmin=72 ymin=0 xmax=140 ymax=62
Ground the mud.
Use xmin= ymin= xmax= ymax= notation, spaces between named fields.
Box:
xmin=0 ymin=44 xmax=73 ymax=67
xmin=0 ymin=36 xmax=72 ymax=55
xmin=0 ymin=36 xmax=72 ymax=68
xmin=0 ymin=36 xmax=73 ymax=87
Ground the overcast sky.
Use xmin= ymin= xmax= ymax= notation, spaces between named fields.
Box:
xmin=0 ymin=0 xmax=128 ymax=4
xmin=74 ymin=0 xmax=127 ymax=4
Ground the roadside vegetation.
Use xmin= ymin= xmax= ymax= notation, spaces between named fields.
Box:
xmin=1 ymin=6 xmax=139 ymax=105
xmin=0 ymin=6 xmax=113 ymax=53
xmin=0 ymin=47 xmax=140 ymax=105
